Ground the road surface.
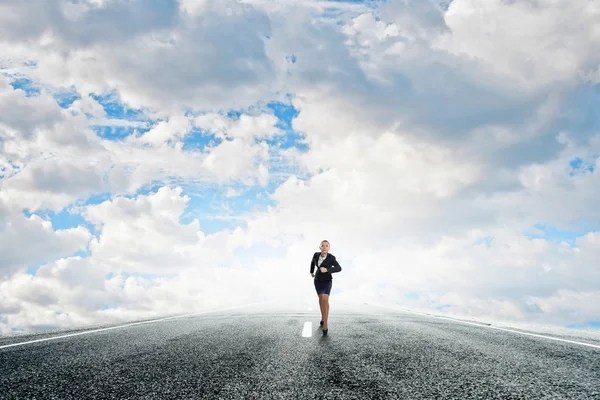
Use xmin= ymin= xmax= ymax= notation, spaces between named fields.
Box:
xmin=1 ymin=302 xmax=599 ymax=399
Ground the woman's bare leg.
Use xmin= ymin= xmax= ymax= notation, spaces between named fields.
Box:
xmin=322 ymin=294 xmax=330 ymax=330
xmin=318 ymin=294 xmax=325 ymax=322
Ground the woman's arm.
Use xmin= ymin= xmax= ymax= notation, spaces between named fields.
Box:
xmin=329 ymin=256 xmax=342 ymax=273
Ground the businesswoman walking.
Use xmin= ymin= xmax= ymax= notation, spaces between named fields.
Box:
xmin=310 ymin=240 xmax=342 ymax=335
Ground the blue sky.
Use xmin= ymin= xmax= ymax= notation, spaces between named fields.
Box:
xmin=9 ymin=76 xmax=304 ymax=239
xmin=6 ymin=75 xmax=303 ymax=282
xmin=9 ymin=72 xmax=598 ymax=277
xmin=526 ymin=224 xmax=590 ymax=246
xmin=567 ymin=321 xmax=600 ymax=329
xmin=9 ymin=77 xmax=41 ymax=96
xmin=570 ymin=155 xmax=598 ymax=176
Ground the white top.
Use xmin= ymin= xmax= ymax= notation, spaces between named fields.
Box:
xmin=317 ymin=253 xmax=327 ymax=267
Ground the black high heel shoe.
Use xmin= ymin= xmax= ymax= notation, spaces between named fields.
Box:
xmin=322 ymin=329 xmax=328 ymax=335
xmin=320 ymin=320 xmax=324 ymax=327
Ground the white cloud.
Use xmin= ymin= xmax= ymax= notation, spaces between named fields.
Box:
xmin=199 ymin=138 xmax=269 ymax=184
xmin=1 ymin=158 xmax=108 ymax=211
xmin=0 ymin=187 xmax=282 ymax=334
xmin=83 ymin=186 xmax=206 ymax=274
xmin=179 ymin=0 xmax=210 ymax=17
xmin=1 ymin=0 xmax=600 ymax=335
xmin=0 ymin=76 xmax=279 ymax=212
xmin=0 ymin=75 xmax=64 ymax=138
xmin=0 ymin=0 xmax=277 ymax=112
xmin=68 ymin=94 xmax=107 ymax=119
xmin=0 ymin=200 xmax=91 ymax=279
xmin=135 ymin=116 xmax=192 ymax=147
xmin=193 ymin=112 xmax=281 ymax=140
xmin=231 ymin=95 xmax=600 ymax=326
xmin=434 ymin=0 xmax=600 ymax=90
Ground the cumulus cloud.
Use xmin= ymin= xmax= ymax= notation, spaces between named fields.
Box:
xmin=0 ymin=0 xmax=180 ymax=46
xmin=0 ymin=76 xmax=63 ymax=137
xmin=134 ymin=116 xmax=192 ymax=147
xmin=279 ymin=0 xmax=597 ymax=169
xmin=0 ymin=200 xmax=91 ymax=279
xmin=0 ymin=76 xmax=279 ymax=211
xmin=0 ymin=187 xmax=282 ymax=334
xmin=1 ymin=0 xmax=600 ymax=335
xmin=1 ymin=0 xmax=277 ymax=111
xmin=194 ymin=112 xmax=281 ymax=141
xmin=434 ymin=0 xmax=600 ymax=89
xmin=84 ymin=186 xmax=205 ymax=273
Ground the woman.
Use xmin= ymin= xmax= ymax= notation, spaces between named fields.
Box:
xmin=310 ymin=240 xmax=342 ymax=335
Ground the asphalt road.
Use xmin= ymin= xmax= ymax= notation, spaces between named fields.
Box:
xmin=1 ymin=301 xmax=599 ymax=399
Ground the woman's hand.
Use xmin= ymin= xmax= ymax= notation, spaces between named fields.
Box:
xmin=319 ymin=267 xmax=327 ymax=273
xmin=311 ymin=273 xmax=315 ymax=278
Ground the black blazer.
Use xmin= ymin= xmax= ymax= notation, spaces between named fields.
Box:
xmin=310 ymin=252 xmax=342 ymax=281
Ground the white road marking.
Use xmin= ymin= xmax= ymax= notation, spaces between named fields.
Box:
xmin=302 ymin=321 xmax=313 ymax=337
xmin=369 ymin=302 xmax=600 ymax=350
xmin=0 ymin=301 xmax=271 ymax=350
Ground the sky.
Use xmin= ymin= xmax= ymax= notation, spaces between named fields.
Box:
xmin=1 ymin=0 xmax=600 ymax=335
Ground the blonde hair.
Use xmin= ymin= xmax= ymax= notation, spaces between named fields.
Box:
xmin=320 ymin=240 xmax=329 ymax=245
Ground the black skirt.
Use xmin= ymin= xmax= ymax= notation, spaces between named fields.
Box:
xmin=314 ymin=279 xmax=332 ymax=295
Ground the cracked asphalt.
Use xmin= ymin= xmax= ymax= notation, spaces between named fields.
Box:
xmin=1 ymin=302 xmax=599 ymax=399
